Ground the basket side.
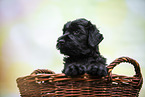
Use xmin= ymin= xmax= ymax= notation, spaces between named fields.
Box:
xmin=53 ymin=74 xmax=142 ymax=97
xmin=16 ymin=76 xmax=41 ymax=96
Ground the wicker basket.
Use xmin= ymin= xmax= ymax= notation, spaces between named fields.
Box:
xmin=16 ymin=57 xmax=143 ymax=97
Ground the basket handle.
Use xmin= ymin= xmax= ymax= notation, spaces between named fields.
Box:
xmin=107 ymin=57 xmax=142 ymax=78
xmin=31 ymin=69 xmax=55 ymax=75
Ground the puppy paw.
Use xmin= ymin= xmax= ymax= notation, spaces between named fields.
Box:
xmin=62 ymin=64 xmax=86 ymax=76
xmin=86 ymin=64 xmax=107 ymax=77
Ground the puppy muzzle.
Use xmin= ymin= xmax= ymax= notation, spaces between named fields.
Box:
xmin=57 ymin=31 xmax=90 ymax=55
xmin=58 ymin=31 xmax=78 ymax=45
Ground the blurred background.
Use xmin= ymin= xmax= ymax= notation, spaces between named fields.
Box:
xmin=0 ymin=0 xmax=145 ymax=97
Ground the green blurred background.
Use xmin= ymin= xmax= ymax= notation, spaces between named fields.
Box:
xmin=0 ymin=0 xmax=145 ymax=97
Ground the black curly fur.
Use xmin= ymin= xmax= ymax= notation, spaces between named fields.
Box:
xmin=56 ymin=18 xmax=107 ymax=77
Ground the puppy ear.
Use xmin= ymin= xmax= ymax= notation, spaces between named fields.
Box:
xmin=88 ymin=25 xmax=104 ymax=48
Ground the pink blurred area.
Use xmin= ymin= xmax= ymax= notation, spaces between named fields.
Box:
xmin=0 ymin=0 xmax=63 ymax=96
xmin=1 ymin=0 xmax=40 ymax=24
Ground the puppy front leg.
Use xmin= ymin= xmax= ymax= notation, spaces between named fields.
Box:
xmin=62 ymin=63 xmax=86 ymax=76
xmin=86 ymin=63 xmax=107 ymax=77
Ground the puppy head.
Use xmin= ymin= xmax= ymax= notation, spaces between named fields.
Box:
xmin=56 ymin=18 xmax=104 ymax=56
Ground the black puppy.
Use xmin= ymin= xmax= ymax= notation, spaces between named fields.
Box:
xmin=56 ymin=18 xmax=107 ymax=77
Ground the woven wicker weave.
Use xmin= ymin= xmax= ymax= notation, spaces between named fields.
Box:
xmin=16 ymin=57 xmax=143 ymax=97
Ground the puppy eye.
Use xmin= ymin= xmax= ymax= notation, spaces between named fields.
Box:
xmin=73 ymin=30 xmax=80 ymax=35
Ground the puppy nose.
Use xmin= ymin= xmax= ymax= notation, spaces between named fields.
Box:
xmin=59 ymin=39 xmax=65 ymax=44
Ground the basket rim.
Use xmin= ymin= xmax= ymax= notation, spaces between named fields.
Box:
xmin=16 ymin=57 xmax=143 ymax=89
